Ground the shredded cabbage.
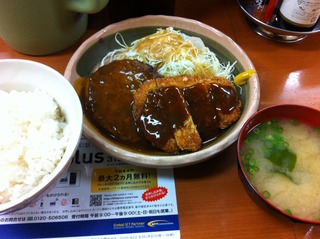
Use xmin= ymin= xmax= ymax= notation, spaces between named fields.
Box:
xmin=101 ymin=27 xmax=235 ymax=79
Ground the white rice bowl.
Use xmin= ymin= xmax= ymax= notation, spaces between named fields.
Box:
xmin=0 ymin=89 xmax=70 ymax=203
xmin=0 ymin=59 xmax=82 ymax=214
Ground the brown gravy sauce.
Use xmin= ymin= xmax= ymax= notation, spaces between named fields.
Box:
xmin=137 ymin=86 xmax=191 ymax=150
xmin=182 ymin=83 xmax=220 ymax=142
xmin=81 ymin=59 xmax=162 ymax=152
xmin=77 ymin=59 xmax=240 ymax=154
xmin=139 ymin=83 xmax=239 ymax=149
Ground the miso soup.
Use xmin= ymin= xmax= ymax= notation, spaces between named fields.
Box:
xmin=240 ymin=119 xmax=320 ymax=221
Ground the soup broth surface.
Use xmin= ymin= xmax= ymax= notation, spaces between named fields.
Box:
xmin=241 ymin=119 xmax=320 ymax=221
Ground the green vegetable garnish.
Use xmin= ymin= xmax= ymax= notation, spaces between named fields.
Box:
xmin=261 ymin=121 xmax=297 ymax=176
xmin=289 ymin=119 xmax=300 ymax=126
xmin=262 ymin=191 xmax=271 ymax=199
xmin=265 ymin=149 xmax=296 ymax=171
xmin=242 ymin=147 xmax=260 ymax=175
xmin=284 ymin=209 xmax=292 ymax=215
xmin=242 ymin=120 xmax=297 ymax=181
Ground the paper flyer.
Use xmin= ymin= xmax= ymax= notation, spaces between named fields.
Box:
xmin=0 ymin=137 xmax=180 ymax=239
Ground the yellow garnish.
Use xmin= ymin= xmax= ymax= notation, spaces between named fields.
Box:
xmin=234 ymin=69 xmax=256 ymax=85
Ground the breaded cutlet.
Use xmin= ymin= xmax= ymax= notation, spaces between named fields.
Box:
xmin=133 ymin=74 xmax=241 ymax=153
xmin=154 ymin=75 xmax=241 ymax=129
xmin=134 ymin=84 xmax=202 ymax=153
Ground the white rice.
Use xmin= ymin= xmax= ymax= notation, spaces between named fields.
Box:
xmin=0 ymin=89 xmax=69 ymax=204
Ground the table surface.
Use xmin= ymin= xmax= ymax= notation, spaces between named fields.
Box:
xmin=1 ymin=0 xmax=320 ymax=238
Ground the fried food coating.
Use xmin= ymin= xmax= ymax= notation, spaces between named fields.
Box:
xmin=133 ymin=74 xmax=241 ymax=153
